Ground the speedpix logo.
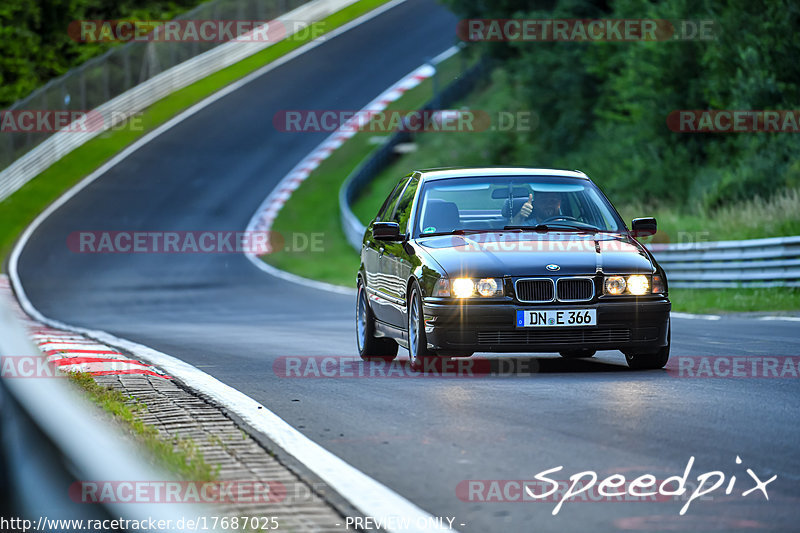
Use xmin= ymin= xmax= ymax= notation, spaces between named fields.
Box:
xmin=458 ymin=456 xmax=776 ymax=516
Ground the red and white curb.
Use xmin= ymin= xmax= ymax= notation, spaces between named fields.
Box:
xmin=4 ymin=8 xmax=462 ymax=528
xmin=246 ymin=51 xmax=456 ymax=250
xmin=0 ymin=275 xmax=170 ymax=378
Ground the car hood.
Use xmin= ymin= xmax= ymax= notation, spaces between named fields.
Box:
xmin=416 ymin=232 xmax=655 ymax=278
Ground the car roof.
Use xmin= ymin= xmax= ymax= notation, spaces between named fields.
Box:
xmin=413 ymin=167 xmax=590 ymax=182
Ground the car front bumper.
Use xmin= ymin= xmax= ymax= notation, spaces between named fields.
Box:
xmin=422 ymin=298 xmax=670 ymax=353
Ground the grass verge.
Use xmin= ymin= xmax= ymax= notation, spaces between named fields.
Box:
xmin=267 ymin=59 xmax=799 ymax=313
xmin=0 ymin=0 xmax=392 ymax=271
xmin=352 ymin=78 xmax=800 ymax=242
xmin=69 ymin=372 xmax=218 ymax=480
xmin=670 ymin=287 xmax=800 ymax=315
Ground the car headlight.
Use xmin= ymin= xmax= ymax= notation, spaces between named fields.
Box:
xmin=452 ymin=278 xmax=476 ymax=298
xmin=603 ymin=274 xmax=658 ymax=295
xmin=476 ymin=278 xmax=501 ymax=297
xmin=627 ymin=274 xmax=649 ymax=295
xmin=438 ymin=277 xmax=504 ymax=298
xmin=604 ymin=276 xmax=626 ymax=295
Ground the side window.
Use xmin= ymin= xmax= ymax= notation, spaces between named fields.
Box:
xmin=390 ymin=177 xmax=419 ymax=233
xmin=377 ymin=177 xmax=409 ymax=221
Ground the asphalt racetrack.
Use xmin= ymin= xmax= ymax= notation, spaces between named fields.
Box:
xmin=15 ymin=1 xmax=800 ymax=531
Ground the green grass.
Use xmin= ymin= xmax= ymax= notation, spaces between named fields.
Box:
xmin=670 ymin=287 xmax=800 ymax=314
xmin=268 ymin=59 xmax=799 ymax=313
xmin=69 ymin=372 xmax=217 ymax=480
xmin=0 ymin=0 xmax=392 ymax=271
xmin=616 ymin=187 xmax=800 ymax=244
xmin=351 ymin=78 xmax=800 ymax=243
xmin=262 ymin=51 xmax=470 ymax=286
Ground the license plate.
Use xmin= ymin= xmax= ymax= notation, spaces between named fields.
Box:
xmin=516 ymin=309 xmax=597 ymax=327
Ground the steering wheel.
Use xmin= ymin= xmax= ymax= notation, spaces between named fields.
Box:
xmin=539 ymin=215 xmax=580 ymax=224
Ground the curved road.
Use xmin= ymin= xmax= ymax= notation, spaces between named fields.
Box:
xmin=15 ymin=1 xmax=800 ymax=531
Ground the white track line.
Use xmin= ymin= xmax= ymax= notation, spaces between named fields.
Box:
xmin=243 ymin=55 xmax=454 ymax=294
xmin=757 ymin=316 xmax=800 ymax=322
xmin=6 ymin=302 xmax=452 ymax=531
xmin=670 ymin=312 xmax=722 ymax=321
xmin=244 ymin=44 xmax=459 ymax=296
xmin=7 ymin=1 xmax=457 ymax=530
xmin=1 ymin=277 xmax=170 ymax=378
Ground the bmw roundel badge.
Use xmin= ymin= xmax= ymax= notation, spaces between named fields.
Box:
xmin=546 ymin=264 xmax=560 ymax=272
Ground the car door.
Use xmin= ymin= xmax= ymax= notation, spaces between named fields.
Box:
xmin=365 ymin=177 xmax=408 ymax=324
xmin=381 ymin=176 xmax=420 ymax=328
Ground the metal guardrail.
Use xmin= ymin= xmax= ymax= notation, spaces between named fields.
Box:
xmin=648 ymin=236 xmax=800 ymax=288
xmin=0 ymin=296 xmax=214 ymax=529
xmin=337 ymin=73 xmax=800 ymax=289
xmin=339 ymin=53 xmax=490 ymax=251
xmin=0 ymin=0 xmax=358 ymax=203
xmin=0 ymin=0 xmax=362 ymax=523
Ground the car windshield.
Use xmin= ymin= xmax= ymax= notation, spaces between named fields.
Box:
xmin=414 ymin=175 xmax=625 ymax=237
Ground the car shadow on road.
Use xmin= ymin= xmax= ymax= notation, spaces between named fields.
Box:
xmin=396 ymin=353 xmax=639 ymax=378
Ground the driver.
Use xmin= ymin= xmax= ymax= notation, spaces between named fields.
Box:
xmin=510 ymin=192 xmax=562 ymax=224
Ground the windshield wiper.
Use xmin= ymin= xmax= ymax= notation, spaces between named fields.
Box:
xmin=503 ymin=224 xmax=599 ymax=233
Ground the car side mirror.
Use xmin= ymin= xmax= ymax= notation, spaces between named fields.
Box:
xmin=373 ymin=222 xmax=402 ymax=241
xmin=631 ymin=217 xmax=657 ymax=237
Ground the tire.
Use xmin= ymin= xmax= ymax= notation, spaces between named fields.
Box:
xmin=407 ymin=281 xmax=436 ymax=370
xmin=624 ymin=320 xmax=670 ymax=370
xmin=356 ymin=280 xmax=397 ymax=361
xmin=559 ymin=349 xmax=596 ymax=359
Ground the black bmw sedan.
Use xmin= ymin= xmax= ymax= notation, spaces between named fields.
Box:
xmin=356 ymin=168 xmax=671 ymax=370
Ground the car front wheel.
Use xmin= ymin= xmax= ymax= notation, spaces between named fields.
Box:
xmin=407 ymin=282 xmax=436 ymax=370
xmin=356 ymin=280 xmax=397 ymax=361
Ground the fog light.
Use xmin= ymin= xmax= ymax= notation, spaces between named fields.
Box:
xmin=452 ymin=278 xmax=475 ymax=298
xmin=627 ymin=275 xmax=649 ymax=295
xmin=604 ymin=276 xmax=626 ymax=295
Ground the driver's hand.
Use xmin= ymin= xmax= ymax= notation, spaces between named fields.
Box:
xmin=518 ymin=194 xmax=533 ymax=219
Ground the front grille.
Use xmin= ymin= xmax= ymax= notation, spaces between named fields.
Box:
xmin=515 ymin=279 xmax=554 ymax=302
xmin=478 ymin=329 xmax=631 ymax=346
xmin=557 ymin=278 xmax=594 ymax=302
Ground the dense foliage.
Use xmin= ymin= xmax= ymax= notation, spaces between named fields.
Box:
xmin=0 ymin=0 xmax=203 ymax=108
xmin=440 ymin=0 xmax=800 ymax=209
